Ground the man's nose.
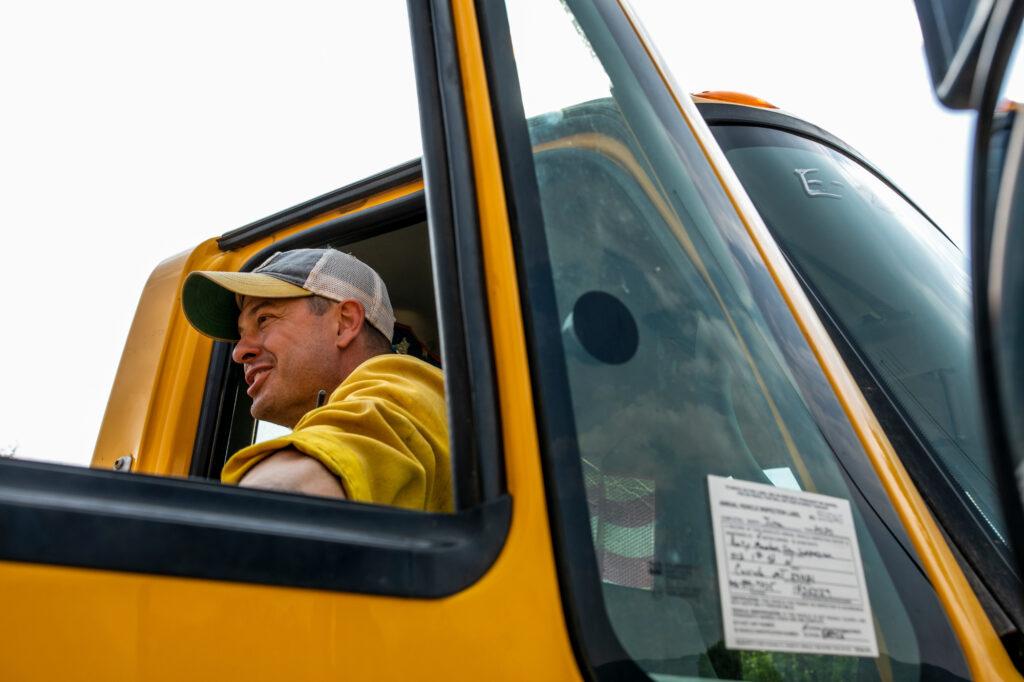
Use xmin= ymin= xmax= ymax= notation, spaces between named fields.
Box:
xmin=232 ymin=332 xmax=259 ymax=364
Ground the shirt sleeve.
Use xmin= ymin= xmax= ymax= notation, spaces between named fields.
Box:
xmin=221 ymin=355 xmax=450 ymax=511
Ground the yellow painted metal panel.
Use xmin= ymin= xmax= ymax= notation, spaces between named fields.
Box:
xmin=0 ymin=554 xmax=573 ymax=681
xmin=450 ymin=0 xmax=583 ymax=676
xmin=616 ymin=0 xmax=1021 ymax=679
xmin=92 ymin=249 xmax=195 ymax=471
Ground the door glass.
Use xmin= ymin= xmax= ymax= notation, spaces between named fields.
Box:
xmin=711 ymin=125 xmax=1010 ymax=566
xmin=505 ymin=0 xmax=971 ymax=679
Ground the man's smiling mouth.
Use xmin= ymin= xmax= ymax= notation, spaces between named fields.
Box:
xmin=245 ymin=366 xmax=272 ymax=397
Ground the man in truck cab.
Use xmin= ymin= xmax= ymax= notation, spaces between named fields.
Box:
xmin=181 ymin=248 xmax=452 ymax=512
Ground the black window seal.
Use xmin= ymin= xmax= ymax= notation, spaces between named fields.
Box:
xmin=410 ymin=0 xmax=505 ymax=505
xmin=0 ymin=457 xmax=510 ymax=596
xmin=188 ymin=340 xmax=252 ymax=481
xmin=217 ymin=158 xmax=423 ymax=252
xmin=704 ymin=117 xmax=1024 ymax=633
xmin=0 ymin=0 xmax=510 ymax=597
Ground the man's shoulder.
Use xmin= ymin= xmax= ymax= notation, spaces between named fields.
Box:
xmin=331 ymin=353 xmax=444 ymax=405
xmin=355 ymin=352 xmax=443 ymax=382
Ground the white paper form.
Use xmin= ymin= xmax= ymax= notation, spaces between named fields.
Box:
xmin=708 ymin=475 xmax=879 ymax=657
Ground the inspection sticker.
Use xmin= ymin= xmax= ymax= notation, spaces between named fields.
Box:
xmin=708 ymin=475 xmax=878 ymax=657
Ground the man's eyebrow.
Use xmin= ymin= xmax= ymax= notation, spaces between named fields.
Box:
xmin=238 ymin=300 xmax=279 ymax=333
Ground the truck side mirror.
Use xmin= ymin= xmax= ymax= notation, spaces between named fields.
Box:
xmin=914 ymin=0 xmax=996 ymax=108
xmin=914 ymin=0 xmax=1024 ymax=572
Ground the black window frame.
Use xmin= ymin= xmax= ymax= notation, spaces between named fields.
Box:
xmin=700 ymin=103 xmax=1024 ymax=650
xmin=0 ymin=0 xmax=510 ymax=598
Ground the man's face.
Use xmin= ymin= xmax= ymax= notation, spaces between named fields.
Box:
xmin=232 ymin=296 xmax=343 ymax=428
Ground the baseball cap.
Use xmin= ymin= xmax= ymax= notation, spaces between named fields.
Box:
xmin=182 ymin=248 xmax=395 ymax=342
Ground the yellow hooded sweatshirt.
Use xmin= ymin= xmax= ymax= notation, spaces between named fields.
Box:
xmin=221 ymin=354 xmax=451 ymax=512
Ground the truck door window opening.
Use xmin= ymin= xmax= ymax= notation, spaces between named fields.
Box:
xmin=0 ymin=0 xmax=509 ymax=596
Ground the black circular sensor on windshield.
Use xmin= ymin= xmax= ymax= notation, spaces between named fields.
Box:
xmin=572 ymin=290 xmax=639 ymax=365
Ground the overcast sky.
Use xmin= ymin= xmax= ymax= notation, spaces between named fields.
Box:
xmin=0 ymin=1 xmax=991 ymax=466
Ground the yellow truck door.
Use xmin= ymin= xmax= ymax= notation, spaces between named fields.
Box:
xmin=0 ymin=1 xmax=580 ymax=680
xmin=1 ymin=0 xmax=1021 ymax=680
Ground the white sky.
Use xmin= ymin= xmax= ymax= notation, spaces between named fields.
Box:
xmin=0 ymin=1 xmax=986 ymax=466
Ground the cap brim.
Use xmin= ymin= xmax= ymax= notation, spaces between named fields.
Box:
xmin=182 ymin=271 xmax=311 ymax=341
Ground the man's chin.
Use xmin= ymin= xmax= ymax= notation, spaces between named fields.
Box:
xmin=249 ymin=398 xmax=274 ymax=424
xmin=249 ymin=402 xmax=294 ymax=429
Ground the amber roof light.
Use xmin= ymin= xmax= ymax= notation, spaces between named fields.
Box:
xmin=997 ymin=99 xmax=1020 ymax=113
xmin=693 ymin=90 xmax=779 ymax=109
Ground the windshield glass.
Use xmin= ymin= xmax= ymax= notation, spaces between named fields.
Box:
xmin=711 ymin=125 xmax=1009 ymax=560
xmin=504 ymin=0 xmax=972 ymax=678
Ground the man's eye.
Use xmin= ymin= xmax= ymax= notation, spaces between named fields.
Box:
xmin=257 ymin=315 xmax=271 ymax=327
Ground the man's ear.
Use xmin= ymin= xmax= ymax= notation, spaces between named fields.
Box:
xmin=334 ymin=300 xmax=366 ymax=350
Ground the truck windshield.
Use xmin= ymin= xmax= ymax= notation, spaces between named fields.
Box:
xmin=503 ymin=0 xmax=973 ymax=678
xmin=711 ymin=124 xmax=1010 ymax=564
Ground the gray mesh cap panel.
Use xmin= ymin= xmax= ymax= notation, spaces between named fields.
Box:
xmin=246 ymin=248 xmax=395 ymax=340
xmin=303 ymin=250 xmax=396 ymax=340
xmin=251 ymin=249 xmax=322 ymax=287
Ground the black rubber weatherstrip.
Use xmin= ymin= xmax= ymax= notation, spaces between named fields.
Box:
xmin=409 ymin=0 xmax=505 ymax=506
xmin=217 ymin=158 xmax=423 ymax=252
xmin=0 ymin=458 xmax=511 ymax=596
xmin=188 ymin=342 xmax=238 ymax=479
xmin=475 ymin=0 xmax=644 ymax=679
xmin=246 ymin=190 xmax=426 ymax=266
